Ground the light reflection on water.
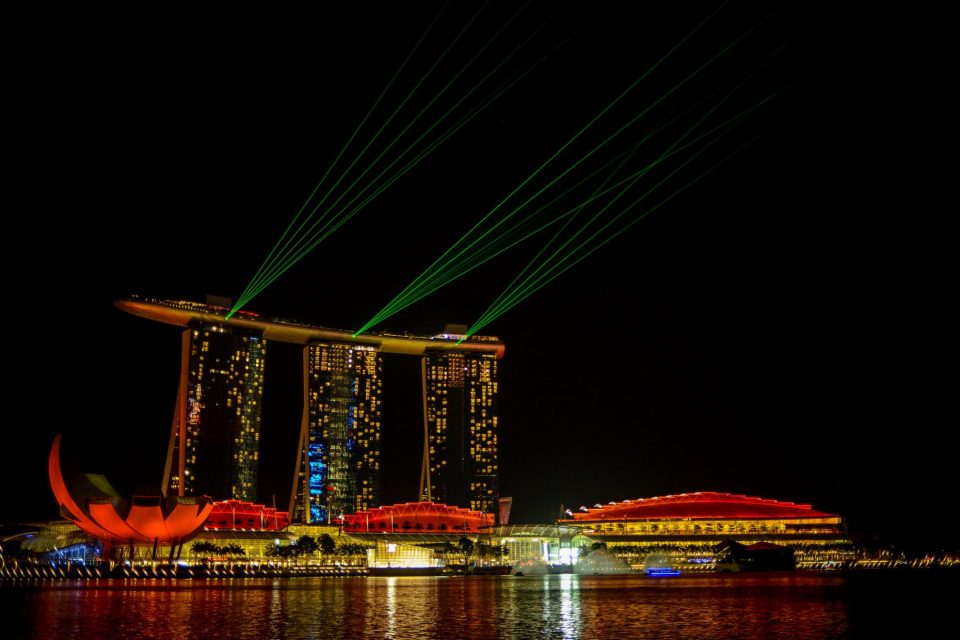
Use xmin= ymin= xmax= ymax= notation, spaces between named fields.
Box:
xmin=4 ymin=572 xmax=953 ymax=639
xmin=558 ymin=573 xmax=579 ymax=639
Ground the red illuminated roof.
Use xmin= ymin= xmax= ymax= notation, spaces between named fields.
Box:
xmin=205 ymin=500 xmax=290 ymax=531
xmin=561 ymin=492 xmax=836 ymax=521
xmin=343 ymin=502 xmax=494 ymax=533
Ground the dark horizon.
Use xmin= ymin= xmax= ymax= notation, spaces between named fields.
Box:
xmin=4 ymin=2 xmax=950 ymax=552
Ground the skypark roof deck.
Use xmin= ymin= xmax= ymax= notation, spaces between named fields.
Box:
xmin=116 ymin=298 xmax=505 ymax=358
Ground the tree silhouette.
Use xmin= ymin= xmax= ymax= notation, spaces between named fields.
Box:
xmin=457 ymin=537 xmax=474 ymax=571
xmin=296 ymin=535 xmax=319 ymax=555
xmin=319 ymin=534 xmax=336 ymax=556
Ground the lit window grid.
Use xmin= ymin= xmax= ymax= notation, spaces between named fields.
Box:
xmin=168 ymin=322 xmax=266 ymax=502
xmin=424 ymin=352 xmax=499 ymax=514
xmin=300 ymin=343 xmax=382 ymax=523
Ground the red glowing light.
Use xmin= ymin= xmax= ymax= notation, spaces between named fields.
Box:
xmin=48 ymin=434 xmax=212 ymax=545
xmin=560 ymin=492 xmax=836 ymax=521
xmin=342 ymin=501 xmax=494 ymax=533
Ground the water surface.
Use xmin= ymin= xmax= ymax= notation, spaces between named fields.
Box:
xmin=3 ymin=572 xmax=955 ymax=639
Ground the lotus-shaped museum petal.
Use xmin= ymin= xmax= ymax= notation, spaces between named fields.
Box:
xmin=48 ymin=434 xmax=213 ymax=545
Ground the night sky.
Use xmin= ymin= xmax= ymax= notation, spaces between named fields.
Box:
xmin=5 ymin=3 xmax=948 ymax=549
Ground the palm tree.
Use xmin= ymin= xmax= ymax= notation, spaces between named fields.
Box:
xmin=191 ymin=541 xmax=217 ymax=564
xmin=319 ymin=534 xmax=336 ymax=556
xmin=296 ymin=535 xmax=319 ymax=556
xmin=457 ymin=537 xmax=474 ymax=572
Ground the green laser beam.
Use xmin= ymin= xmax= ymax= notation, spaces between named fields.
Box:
xmin=371 ymin=142 xmax=657 ymax=316
xmin=467 ymin=154 xmax=725 ymax=335
xmin=465 ymin=137 xmax=762 ymax=336
xmin=369 ymin=81 xmax=788 ymax=334
xmin=356 ymin=109 xmax=750 ymax=333
xmin=475 ymin=94 xmax=779 ymax=327
xmin=237 ymin=15 xmax=578 ymax=312
xmin=250 ymin=1 xmax=491 ymax=283
xmin=473 ymin=144 xmax=644 ymax=332
xmin=232 ymin=3 xmax=789 ymax=326
xmin=227 ymin=2 xmax=451 ymax=319
xmin=364 ymin=2 xmax=729 ymax=328
xmin=469 ymin=53 xmax=772 ymax=332
xmin=232 ymin=2 xmax=482 ymax=314
xmin=237 ymin=48 xmax=563 ymax=312
xmin=357 ymin=3 xmax=790 ymax=333
xmin=359 ymin=84 xmax=776 ymax=332
xmin=235 ymin=3 xmax=570 ymax=311
xmin=359 ymin=143 xmax=712 ymax=330
xmin=379 ymin=77 xmax=760 ymax=323
xmin=464 ymin=90 xmax=735 ymax=330
xmin=387 ymin=100 xmax=710 ymax=313
xmin=231 ymin=5 xmax=567 ymax=313
xmin=465 ymin=108 xmax=782 ymax=337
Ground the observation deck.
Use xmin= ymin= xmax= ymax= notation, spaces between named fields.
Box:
xmin=115 ymin=297 xmax=505 ymax=358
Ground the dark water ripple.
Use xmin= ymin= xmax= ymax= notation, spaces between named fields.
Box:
xmin=3 ymin=572 xmax=956 ymax=639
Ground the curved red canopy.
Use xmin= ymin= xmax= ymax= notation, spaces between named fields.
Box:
xmin=48 ymin=434 xmax=213 ymax=544
xmin=343 ymin=501 xmax=493 ymax=533
xmin=562 ymin=492 xmax=836 ymax=521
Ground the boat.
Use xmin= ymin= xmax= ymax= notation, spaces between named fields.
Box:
xmin=471 ymin=565 xmax=513 ymax=576
xmin=367 ymin=566 xmax=444 ymax=577
xmin=645 ymin=567 xmax=681 ymax=577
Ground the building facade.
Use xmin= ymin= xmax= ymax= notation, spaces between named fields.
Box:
xmin=290 ymin=342 xmax=382 ymax=524
xmin=117 ymin=299 xmax=505 ymax=522
xmin=558 ymin=492 xmax=854 ymax=569
xmin=420 ymin=350 xmax=500 ymax=515
xmin=164 ymin=321 xmax=267 ymax=502
xmin=342 ymin=501 xmax=494 ymax=534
